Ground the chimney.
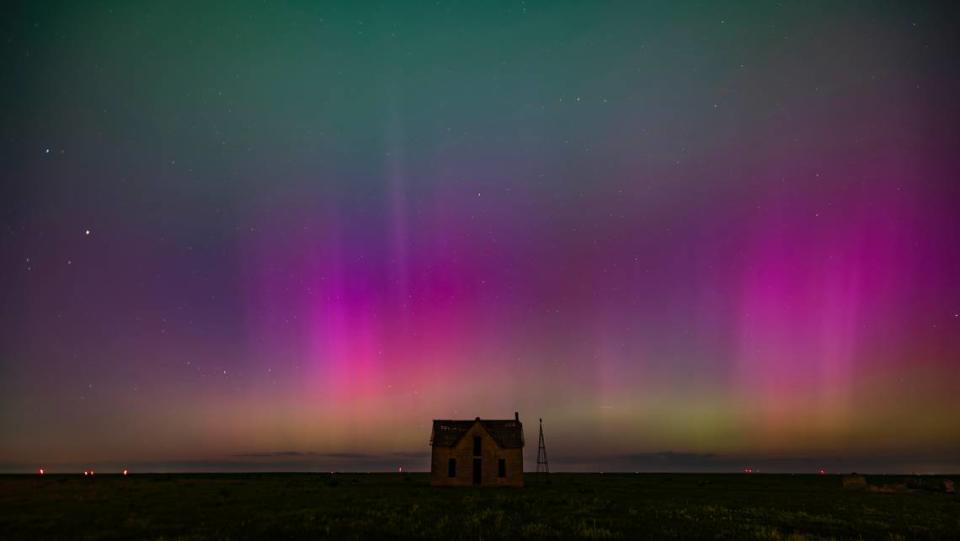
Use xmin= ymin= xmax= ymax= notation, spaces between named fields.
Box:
xmin=514 ymin=411 xmax=519 ymax=422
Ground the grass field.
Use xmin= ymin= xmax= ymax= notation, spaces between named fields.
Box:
xmin=1 ymin=473 xmax=958 ymax=540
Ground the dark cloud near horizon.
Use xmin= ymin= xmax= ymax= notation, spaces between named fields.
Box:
xmin=4 ymin=449 xmax=957 ymax=475
xmin=233 ymin=450 xmax=429 ymax=459
xmin=554 ymin=451 xmax=960 ymax=474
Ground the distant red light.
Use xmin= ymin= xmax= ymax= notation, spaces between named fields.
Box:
xmin=39 ymin=468 xmax=45 ymax=475
xmin=743 ymin=467 xmax=754 ymax=474
xmin=123 ymin=469 xmax=128 ymax=476
xmin=818 ymin=468 xmax=827 ymax=475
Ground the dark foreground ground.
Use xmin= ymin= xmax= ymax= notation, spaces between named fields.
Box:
xmin=1 ymin=473 xmax=958 ymax=540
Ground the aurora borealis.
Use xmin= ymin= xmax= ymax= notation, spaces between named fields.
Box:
xmin=1 ymin=2 xmax=959 ymax=474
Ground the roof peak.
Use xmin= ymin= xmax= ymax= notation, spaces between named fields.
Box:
xmin=432 ymin=417 xmax=522 ymax=423
xmin=431 ymin=418 xmax=525 ymax=449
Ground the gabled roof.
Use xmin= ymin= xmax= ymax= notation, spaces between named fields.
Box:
xmin=431 ymin=418 xmax=524 ymax=449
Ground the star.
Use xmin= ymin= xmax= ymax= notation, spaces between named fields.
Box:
xmin=84 ymin=229 xmax=91 ymax=236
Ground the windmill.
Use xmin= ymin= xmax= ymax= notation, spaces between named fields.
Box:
xmin=536 ymin=418 xmax=549 ymax=477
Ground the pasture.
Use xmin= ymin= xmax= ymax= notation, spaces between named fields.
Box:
xmin=1 ymin=473 xmax=958 ymax=540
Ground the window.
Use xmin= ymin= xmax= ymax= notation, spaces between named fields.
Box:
xmin=473 ymin=436 xmax=482 ymax=456
xmin=498 ymin=458 xmax=506 ymax=478
xmin=448 ymin=458 xmax=456 ymax=477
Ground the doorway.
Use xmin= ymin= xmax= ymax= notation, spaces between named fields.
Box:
xmin=472 ymin=458 xmax=481 ymax=485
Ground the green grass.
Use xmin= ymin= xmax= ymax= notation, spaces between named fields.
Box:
xmin=1 ymin=473 xmax=957 ymax=540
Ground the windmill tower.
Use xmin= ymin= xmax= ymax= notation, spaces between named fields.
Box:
xmin=536 ymin=418 xmax=549 ymax=476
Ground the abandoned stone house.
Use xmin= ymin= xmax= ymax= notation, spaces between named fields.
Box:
xmin=430 ymin=413 xmax=524 ymax=487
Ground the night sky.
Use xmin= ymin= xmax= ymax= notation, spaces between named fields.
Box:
xmin=2 ymin=2 xmax=959 ymax=474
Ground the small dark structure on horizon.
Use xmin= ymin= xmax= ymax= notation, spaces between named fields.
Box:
xmin=430 ymin=413 xmax=524 ymax=487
